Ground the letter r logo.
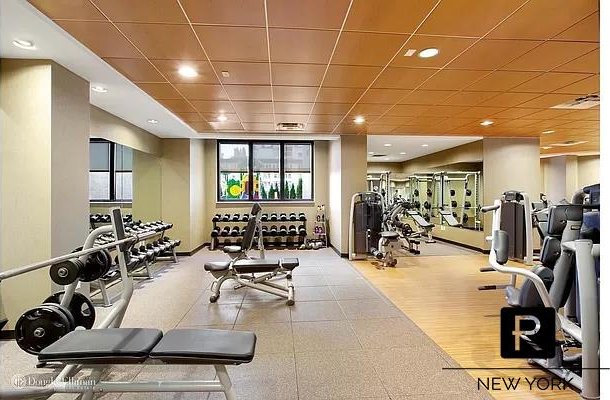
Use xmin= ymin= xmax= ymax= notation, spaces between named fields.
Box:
xmin=501 ymin=307 xmax=554 ymax=358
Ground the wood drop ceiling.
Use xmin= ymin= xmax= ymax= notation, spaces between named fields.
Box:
xmin=29 ymin=0 xmax=599 ymax=154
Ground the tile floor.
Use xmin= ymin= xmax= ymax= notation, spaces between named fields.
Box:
xmin=0 ymin=247 xmax=492 ymax=399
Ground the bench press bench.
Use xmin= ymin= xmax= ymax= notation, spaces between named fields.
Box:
xmin=407 ymin=210 xmax=435 ymax=243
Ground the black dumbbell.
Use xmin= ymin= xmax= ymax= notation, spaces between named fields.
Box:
xmin=464 ymin=201 xmax=472 ymax=209
xmin=212 ymin=214 xmax=221 ymax=222
xmin=222 ymin=214 xmax=231 ymax=222
xmin=462 ymin=214 xmax=469 ymax=224
xmin=230 ymin=227 xmax=240 ymax=237
xmin=261 ymin=213 xmax=268 ymax=221
xmin=298 ymin=225 xmax=306 ymax=236
xmin=279 ymin=225 xmax=288 ymax=236
xmin=231 ymin=213 xmax=240 ymax=222
xmin=279 ymin=213 xmax=287 ymax=221
xmin=298 ymin=213 xmax=306 ymax=221
xmin=220 ymin=226 xmax=231 ymax=237
xmin=261 ymin=226 xmax=269 ymax=236
xmin=423 ymin=201 xmax=431 ymax=210
xmin=240 ymin=227 xmax=247 ymax=236
xmin=270 ymin=213 xmax=278 ymax=221
xmin=139 ymin=245 xmax=155 ymax=262
xmin=423 ymin=213 xmax=430 ymax=222
xmin=465 ymin=189 xmax=472 ymax=196
xmin=269 ymin=225 xmax=278 ymax=236
xmin=426 ymin=189 xmax=432 ymax=197
xmin=241 ymin=214 xmax=249 ymax=222
xmin=414 ymin=201 xmax=421 ymax=209
xmin=146 ymin=243 xmax=161 ymax=257
xmin=453 ymin=212 xmax=458 ymax=218
xmin=289 ymin=213 xmax=297 ymax=221
xmin=450 ymin=189 xmax=455 ymax=196
xmin=413 ymin=189 xmax=419 ymax=197
xmin=288 ymin=225 xmax=297 ymax=236
xmin=131 ymin=248 xmax=147 ymax=265
xmin=451 ymin=200 xmax=458 ymax=208
xmin=211 ymin=227 xmax=220 ymax=237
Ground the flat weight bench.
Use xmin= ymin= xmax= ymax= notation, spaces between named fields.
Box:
xmin=407 ymin=211 xmax=435 ymax=243
xmin=439 ymin=210 xmax=463 ymax=228
xmin=205 ymin=258 xmax=299 ymax=305
xmin=38 ymin=328 xmax=256 ymax=399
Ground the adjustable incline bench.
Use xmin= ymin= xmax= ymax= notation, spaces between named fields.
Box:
xmin=205 ymin=203 xmax=299 ymax=305
xmin=406 ymin=210 xmax=435 ymax=243
xmin=439 ymin=210 xmax=463 ymax=228
xmin=0 ymin=208 xmax=255 ymax=400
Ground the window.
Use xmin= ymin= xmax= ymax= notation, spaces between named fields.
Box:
xmin=218 ymin=141 xmax=313 ymax=202
xmin=89 ymin=139 xmax=133 ymax=202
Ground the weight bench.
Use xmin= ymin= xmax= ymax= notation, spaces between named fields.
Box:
xmin=407 ymin=210 xmax=435 ymax=243
xmin=205 ymin=258 xmax=299 ymax=305
xmin=439 ymin=210 xmax=463 ymax=228
xmin=35 ymin=328 xmax=255 ymax=400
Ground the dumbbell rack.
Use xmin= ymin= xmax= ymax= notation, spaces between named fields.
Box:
xmin=211 ymin=213 xmax=307 ymax=250
xmin=89 ymin=223 xmax=178 ymax=307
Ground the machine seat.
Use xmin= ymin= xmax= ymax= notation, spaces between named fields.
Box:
xmin=222 ymin=245 xmax=242 ymax=254
xmin=204 ymin=258 xmax=299 ymax=273
xmin=38 ymin=328 xmax=162 ymax=364
xmin=380 ymin=231 xmax=400 ymax=239
xmin=150 ymin=329 xmax=256 ymax=365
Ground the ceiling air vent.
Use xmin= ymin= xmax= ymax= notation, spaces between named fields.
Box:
xmin=551 ymin=94 xmax=599 ymax=110
xmin=370 ymin=154 xmax=387 ymax=158
xmin=276 ymin=122 xmax=305 ymax=131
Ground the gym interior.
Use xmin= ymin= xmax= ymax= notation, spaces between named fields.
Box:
xmin=0 ymin=1 xmax=603 ymax=399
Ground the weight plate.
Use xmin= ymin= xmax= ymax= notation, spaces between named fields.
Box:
xmin=44 ymin=291 xmax=96 ymax=330
xmin=42 ymin=303 xmax=76 ymax=331
xmin=49 ymin=259 xmax=82 ymax=286
xmin=15 ymin=305 xmax=72 ymax=355
xmin=73 ymin=247 xmax=112 ymax=282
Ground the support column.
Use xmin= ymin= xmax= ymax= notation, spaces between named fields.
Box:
xmin=1 ymin=60 xmax=89 ymax=328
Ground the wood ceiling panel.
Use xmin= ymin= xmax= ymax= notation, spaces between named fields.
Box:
xmin=398 ymin=90 xmax=456 ymax=105
xmin=441 ymin=91 xmax=502 ymax=106
xmin=269 ymin=29 xmax=337 ymax=64
xmin=488 ymin=0 xmax=598 ymax=40
xmin=457 ymin=106 xmax=507 ymax=118
xmin=242 ymin=122 xmax=276 ymax=131
xmin=367 ymin=125 xmax=401 ymax=134
xmin=419 ymin=70 xmax=488 ymax=91
xmin=152 ymin=60 xmax=219 ymax=83
xmin=29 ymin=0 xmax=107 ymax=20
xmin=372 ymin=67 xmax=437 ymax=89
xmin=567 ymin=109 xmax=599 ymax=121
xmin=201 ymin=113 xmax=241 ymax=123
xmin=515 ymin=93 xmax=580 ymax=108
xmin=510 ymin=72 xmax=593 ymax=93
xmin=180 ymin=0 xmax=265 ymax=26
xmin=418 ymin=0 xmax=523 ymax=37
xmin=308 ymin=114 xmax=346 ymax=124
xmin=188 ymin=121 xmax=214 ymax=131
xmin=210 ymin=121 xmax=243 ymax=131
xmin=191 ymin=100 xmax=236 ymax=114
xmin=137 ymin=83 xmax=182 ymax=99
xmin=386 ymin=104 xmax=430 ymax=117
xmin=273 ymin=86 xmax=319 ymax=102
xmin=350 ymin=103 xmax=393 ymax=116
xmin=391 ymin=35 xmax=476 ymax=68
xmin=275 ymin=114 xmax=309 ymax=123
xmin=478 ymin=92 xmax=541 ymax=107
xmin=449 ymin=39 xmax=542 ymax=70
xmin=491 ymin=107 xmax=539 ymax=119
xmin=553 ymin=49 xmax=599 ymax=74
xmin=92 ymin=0 xmax=187 ymax=23
xmin=419 ymin=105 xmax=470 ymax=117
xmin=174 ymin=84 xmax=228 ymax=100
xmin=104 ymin=58 xmax=165 ymax=82
xmin=222 ymin=85 xmax=271 ymax=101
xmin=374 ymin=116 xmax=415 ymax=125
xmin=332 ymin=32 xmax=407 ymax=66
xmin=519 ymin=109 xmax=580 ymax=120
xmin=193 ymin=26 xmax=268 ymax=62
xmin=158 ymin=98 xmax=196 ymax=113
xmin=324 ymin=65 xmax=383 ymax=88
xmin=493 ymin=119 xmax=541 ymax=129
xmin=304 ymin=123 xmax=336 ymax=132
xmin=464 ymin=70 xmax=540 ymax=91
xmin=501 ymin=41 xmax=598 ymax=71
xmin=271 ymin=63 xmax=326 ymax=86
xmin=175 ymin=112 xmax=205 ymax=122
xmin=555 ymin=120 xmax=599 ymax=130
xmin=212 ymin=62 xmax=270 ymax=85
xmin=267 ymin=0 xmax=350 ymax=29
xmin=344 ymin=0 xmax=437 ymax=33
xmin=553 ymin=12 xmax=599 ymax=42
xmin=116 ymin=23 xmax=205 ymax=60
xmin=274 ymin=102 xmax=312 ymax=114
xmin=359 ymin=88 xmax=409 ymax=104
xmin=232 ymin=101 xmax=273 ymax=115
xmin=56 ymin=21 xmax=141 ymax=58
xmin=317 ymin=87 xmax=365 ymax=103
xmin=239 ymin=113 xmax=274 ymax=123
xmin=311 ymin=103 xmax=353 ymax=115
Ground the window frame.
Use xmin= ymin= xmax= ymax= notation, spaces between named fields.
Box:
xmin=217 ymin=140 xmax=314 ymax=202
xmin=89 ymin=138 xmax=133 ymax=202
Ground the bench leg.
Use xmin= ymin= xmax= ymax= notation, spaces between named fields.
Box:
xmin=215 ymin=365 xmax=236 ymax=400
xmin=210 ymin=274 xmax=233 ymax=303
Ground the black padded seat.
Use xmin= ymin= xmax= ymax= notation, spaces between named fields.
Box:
xmin=38 ymin=328 xmax=162 ymax=364
xmin=233 ymin=259 xmax=280 ymax=273
xmin=380 ymin=231 xmax=400 ymax=239
xmin=150 ymin=329 xmax=256 ymax=365
xmin=222 ymin=245 xmax=242 ymax=254
xmin=204 ymin=261 xmax=231 ymax=272
xmin=279 ymin=258 xmax=299 ymax=271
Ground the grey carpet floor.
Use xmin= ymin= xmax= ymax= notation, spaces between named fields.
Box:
xmin=0 ymin=247 xmax=492 ymax=400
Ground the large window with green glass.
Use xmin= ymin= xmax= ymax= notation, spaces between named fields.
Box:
xmin=217 ymin=141 xmax=313 ymax=202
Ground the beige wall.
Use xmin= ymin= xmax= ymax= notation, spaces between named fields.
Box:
xmin=367 ymin=162 xmax=403 ymax=173
xmin=132 ymin=151 xmax=161 ymax=221
xmin=1 ymin=60 xmax=89 ymax=327
xmin=339 ymin=135 xmax=368 ymax=253
xmin=540 ymin=155 xmax=599 ymax=202
xmin=577 ymin=155 xmax=600 ymax=188
xmin=90 ymin=106 xmax=161 ymax=155
xmin=189 ymin=140 xmax=207 ymax=249
xmin=328 ymin=140 xmax=342 ymax=250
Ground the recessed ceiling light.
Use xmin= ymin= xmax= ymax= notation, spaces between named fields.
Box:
xmin=221 ymin=71 xmax=230 ymax=78
xmin=542 ymin=130 xmax=555 ymax=134
xmin=178 ymin=65 xmax=198 ymax=78
xmin=91 ymin=85 xmax=108 ymax=93
xmin=404 ymin=49 xmax=417 ymax=57
xmin=421 ymin=144 xmax=429 ymax=147
xmin=368 ymin=151 xmax=374 ymax=155
xmin=418 ymin=48 xmax=439 ymax=58
xmin=480 ymin=120 xmax=494 ymax=126
xmin=12 ymin=39 xmax=35 ymax=50
xmin=217 ymin=114 xmax=228 ymax=122
xmin=541 ymin=146 xmax=552 ymax=150
xmin=383 ymin=157 xmax=390 ymax=161
xmin=354 ymin=115 xmax=365 ymax=124
xmin=552 ymin=140 xmax=588 ymax=147
xmin=400 ymin=152 xmax=407 ymax=155
xmin=383 ymin=143 xmax=392 ymax=147
xmin=147 ymin=119 xmax=159 ymax=124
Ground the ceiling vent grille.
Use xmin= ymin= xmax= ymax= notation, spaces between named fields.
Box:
xmin=370 ymin=154 xmax=387 ymax=157
xmin=551 ymin=94 xmax=599 ymax=110
xmin=276 ymin=122 xmax=305 ymax=131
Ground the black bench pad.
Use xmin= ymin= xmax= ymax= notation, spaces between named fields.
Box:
xmin=222 ymin=245 xmax=242 ymax=254
xmin=204 ymin=258 xmax=299 ymax=273
xmin=38 ymin=328 xmax=162 ymax=364
xmin=381 ymin=231 xmax=399 ymax=239
xmin=150 ymin=329 xmax=256 ymax=365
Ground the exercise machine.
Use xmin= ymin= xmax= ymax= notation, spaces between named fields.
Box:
xmin=406 ymin=210 xmax=435 ymax=243
xmin=0 ymin=208 xmax=254 ymax=400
